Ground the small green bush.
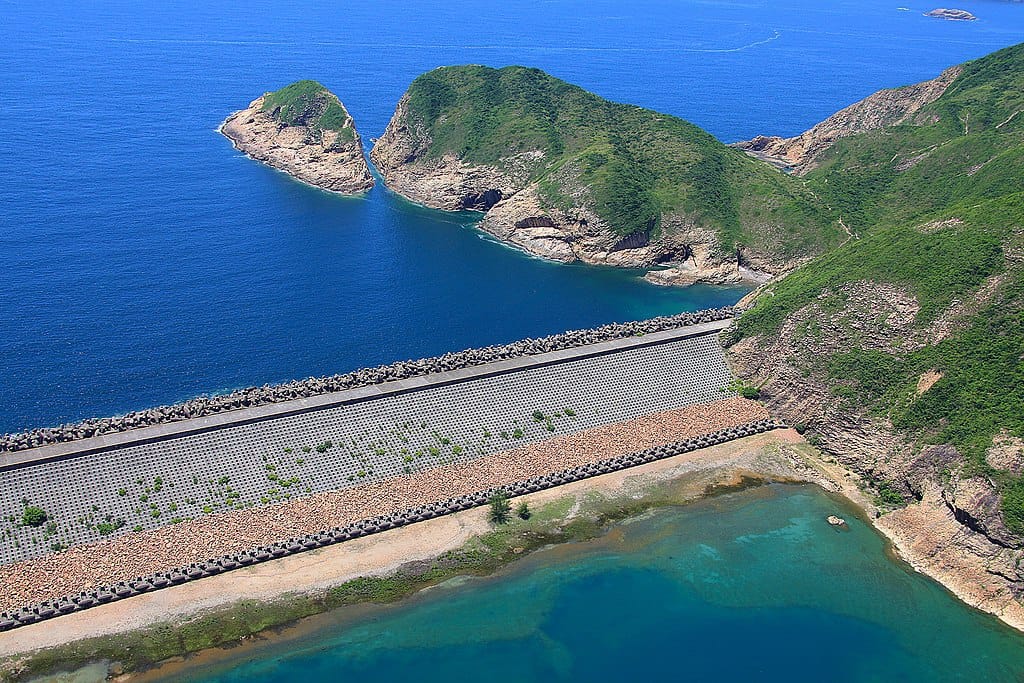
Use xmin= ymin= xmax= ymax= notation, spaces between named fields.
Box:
xmin=488 ymin=494 xmax=511 ymax=525
xmin=21 ymin=506 xmax=47 ymax=527
xmin=728 ymin=378 xmax=760 ymax=399
xmin=877 ymin=481 xmax=906 ymax=507
xmin=516 ymin=501 xmax=531 ymax=520
xmin=96 ymin=519 xmax=125 ymax=536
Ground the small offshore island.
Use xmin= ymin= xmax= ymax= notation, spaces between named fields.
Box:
xmin=371 ymin=66 xmax=840 ymax=287
xmin=220 ymin=80 xmax=374 ymax=194
xmin=925 ymin=8 xmax=978 ymax=21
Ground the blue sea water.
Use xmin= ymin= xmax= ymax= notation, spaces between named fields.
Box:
xmin=164 ymin=485 xmax=1024 ymax=683
xmin=2 ymin=0 xmax=1023 ymax=432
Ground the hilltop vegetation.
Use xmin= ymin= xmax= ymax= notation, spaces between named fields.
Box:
xmin=398 ymin=65 xmax=838 ymax=259
xmin=261 ymin=80 xmax=356 ymax=142
xmin=729 ymin=43 xmax=1024 ymax=530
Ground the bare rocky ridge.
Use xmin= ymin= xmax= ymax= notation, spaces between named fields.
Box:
xmin=371 ymin=99 xmax=773 ymax=286
xmin=369 ymin=95 xmax=521 ymax=210
xmin=726 ymin=279 xmax=1024 ymax=630
xmin=221 ymin=93 xmax=374 ymax=194
xmin=735 ymin=66 xmax=962 ymax=175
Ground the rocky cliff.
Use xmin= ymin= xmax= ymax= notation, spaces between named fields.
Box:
xmin=735 ymin=66 xmax=962 ymax=175
xmin=726 ymin=278 xmax=1024 ymax=629
xmin=371 ymin=66 xmax=838 ymax=286
xmin=725 ymin=42 xmax=1024 ymax=630
xmin=221 ymin=81 xmax=373 ymax=194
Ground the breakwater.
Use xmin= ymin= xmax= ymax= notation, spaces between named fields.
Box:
xmin=0 ymin=418 xmax=783 ymax=633
xmin=0 ymin=321 xmax=735 ymax=566
xmin=1 ymin=308 xmax=734 ymax=453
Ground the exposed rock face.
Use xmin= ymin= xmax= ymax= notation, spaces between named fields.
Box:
xmin=221 ymin=94 xmax=373 ymax=194
xmin=371 ymin=97 xmax=771 ymax=285
xmin=877 ymin=483 xmax=1024 ymax=630
xmin=726 ymin=279 xmax=1024 ymax=630
xmin=735 ymin=66 xmax=962 ymax=174
xmin=369 ymin=95 xmax=524 ymax=210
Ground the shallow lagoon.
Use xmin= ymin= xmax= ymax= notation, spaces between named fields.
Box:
xmin=157 ymin=485 xmax=1024 ymax=683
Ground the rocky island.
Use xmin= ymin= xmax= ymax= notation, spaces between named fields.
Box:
xmin=221 ymin=80 xmax=373 ymax=194
xmin=925 ymin=8 xmax=978 ymax=20
xmin=371 ymin=66 xmax=840 ymax=286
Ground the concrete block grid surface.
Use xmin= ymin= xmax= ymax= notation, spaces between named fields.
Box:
xmin=0 ymin=327 xmax=734 ymax=567
xmin=0 ymin=418 xmax=786 ymax=633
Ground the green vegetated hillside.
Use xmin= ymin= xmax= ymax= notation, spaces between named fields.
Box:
xmin=731 ymin=43 xmax=1024 ymax=528
xmin=261 ymin=80 xmax=356 ymax=142
xmin=404 ymin=65 xmax=839 ymax=259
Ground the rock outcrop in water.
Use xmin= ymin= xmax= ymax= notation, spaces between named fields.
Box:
xmin=371 ymin=65 xmax=839 ymax=286
xmin=221 ymin=80 xmax=373 ymax=194
xmin=734 ymin=66 xmax=962 ymax=174
xmin=925 ymin=8 xmax=978 ymax=20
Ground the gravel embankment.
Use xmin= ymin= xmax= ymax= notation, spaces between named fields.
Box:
xmin=0 ymin=397 xmax=766 ymax=612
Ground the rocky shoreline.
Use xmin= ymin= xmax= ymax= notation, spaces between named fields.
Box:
xmin=368 ymin=75 xmax=817 ymax=287
xmin=220 ymin=92 xmax=374 ymax=195
xmin=0 ymin=308 xmax=733 ymax=453
xmin=726 ymin=281 xmax=1024 ymax=633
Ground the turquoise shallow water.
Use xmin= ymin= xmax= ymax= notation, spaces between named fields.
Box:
xmin=162 ymin=485 xmax=1024 ymax=682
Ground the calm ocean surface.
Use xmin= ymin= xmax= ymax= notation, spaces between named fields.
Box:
xmin=2 ymin=0 xmax=1023 ymax=432
xmin=163 ymin=485 xmax=1024 ymax=682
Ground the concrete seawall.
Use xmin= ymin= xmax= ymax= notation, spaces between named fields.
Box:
xmin=0 ymin=318 xmax=734 ymax=568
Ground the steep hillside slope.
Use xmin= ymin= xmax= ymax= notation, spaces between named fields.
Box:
xmin=222 ymin=80 xmax=374 ymax=194
xmin=371 ymin=66 xmax=838 ymax=285
xmin=727 ymin=43 xmax=1024 ymax=624
xmin=736 ymin=66 xmax=962 ymax=174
